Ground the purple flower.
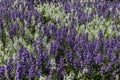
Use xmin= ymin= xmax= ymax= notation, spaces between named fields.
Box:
xmin=56 ymin=67 xmax=64 ymax=80
xmin=59 ymin=58 xmax=64 ymax=68
xmin=9 ymin=23 xmax=19 ymax=40
xmin=111 ymin=72 xmax=116 ymax=80
xmin=106 ymin=63 xmax=113 ymax=72
xmin=98 ymin=30 xmax=103 ymax=39
xmin=15 ymin=63 xmax=23 ymax=80
xmin=50 ymin=25 xmax=58 ymax=37
xmin=100 ymin=66 xmax=105 ymax=76
xmin=107 ymin=48 xmax=114 ymax=59
xmin=37 ymin=39 xmax=43 ymax=57
xmin=62 ymin=26 xmax=68 ymax=37
xmin=66 ymin=30 xmax=76 ymax=47
xmin=36 ymin=58 xmax=42 ymax=69
xmin=94 ymin=53 xmax=103 ymax=65
xmin=6 ymin=58 xmax=13 ymax=79
xmin=29 ymin=53 xmax=36 ymax=64
xmin=21 ymin=29 xmax=25 ymax=36
xmin=11 ymin=10 xmax=17 ymax=20
xmin=0 ymin=66 xmax=5 ymax=80
xmin=73 ymin=59 xmax=80 ymax=69
xmin=43 ymin=26 xmax=51 ymax=37
xmin=50 ymin=42 xmax=58 ymax=55
xmin=57 ymin=28 xmax=64 ymax=42
xmin=63 ymin=2 xmax=71 ymax=13
xmin=29 ymin=65 xmax=36 ymax=79
xmin=85 ymin=52 xmax=93 ymax=65
xmin=0 ymin=19 xmax=4 ymax=30
xmin=67 ymin=52 xmax=74 ymax=64
xmin=21 ymin=49 xmax=29 ymax=62
xmin=80 ymin=61 xmax=85 ymax=69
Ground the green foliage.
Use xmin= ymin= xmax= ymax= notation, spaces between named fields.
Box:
xmin=76 ymin=15 xmax=118 ymax=40
xmin=35 ymin=3 xmax=70 ymax=26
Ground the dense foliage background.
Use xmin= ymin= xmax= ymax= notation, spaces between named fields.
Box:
xmin=0 ymin=0 xmax=120 ymax=80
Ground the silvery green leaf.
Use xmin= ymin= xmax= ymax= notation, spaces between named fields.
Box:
xmin=27 ymin=45 xmax=33 ymax=53
xmin=50 ymin=58 xmax=56 ymax=69
xmin=39 ymin=76 xmax=46 ymax=80
xmin=36 ymin=2 xmax=70 ymax=27
xmin=66 ymin=72 xmax=75 ymax=80
xmin=115 ymin=74 xmax=119 ymax=80
xmin=34 ymin=33 xmax=39 ymax=40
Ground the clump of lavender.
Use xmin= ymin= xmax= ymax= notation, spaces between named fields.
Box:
xmin=62 ymin=0 xmax=120 ymax=39
xmin=0 ymin=25 xmax=119 ymax=79
xmin=0 ymin=0 xmax=43 ymax=64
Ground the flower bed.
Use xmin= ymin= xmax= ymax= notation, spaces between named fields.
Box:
xmin=0 ymin=0 xmax=120 ymax=80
